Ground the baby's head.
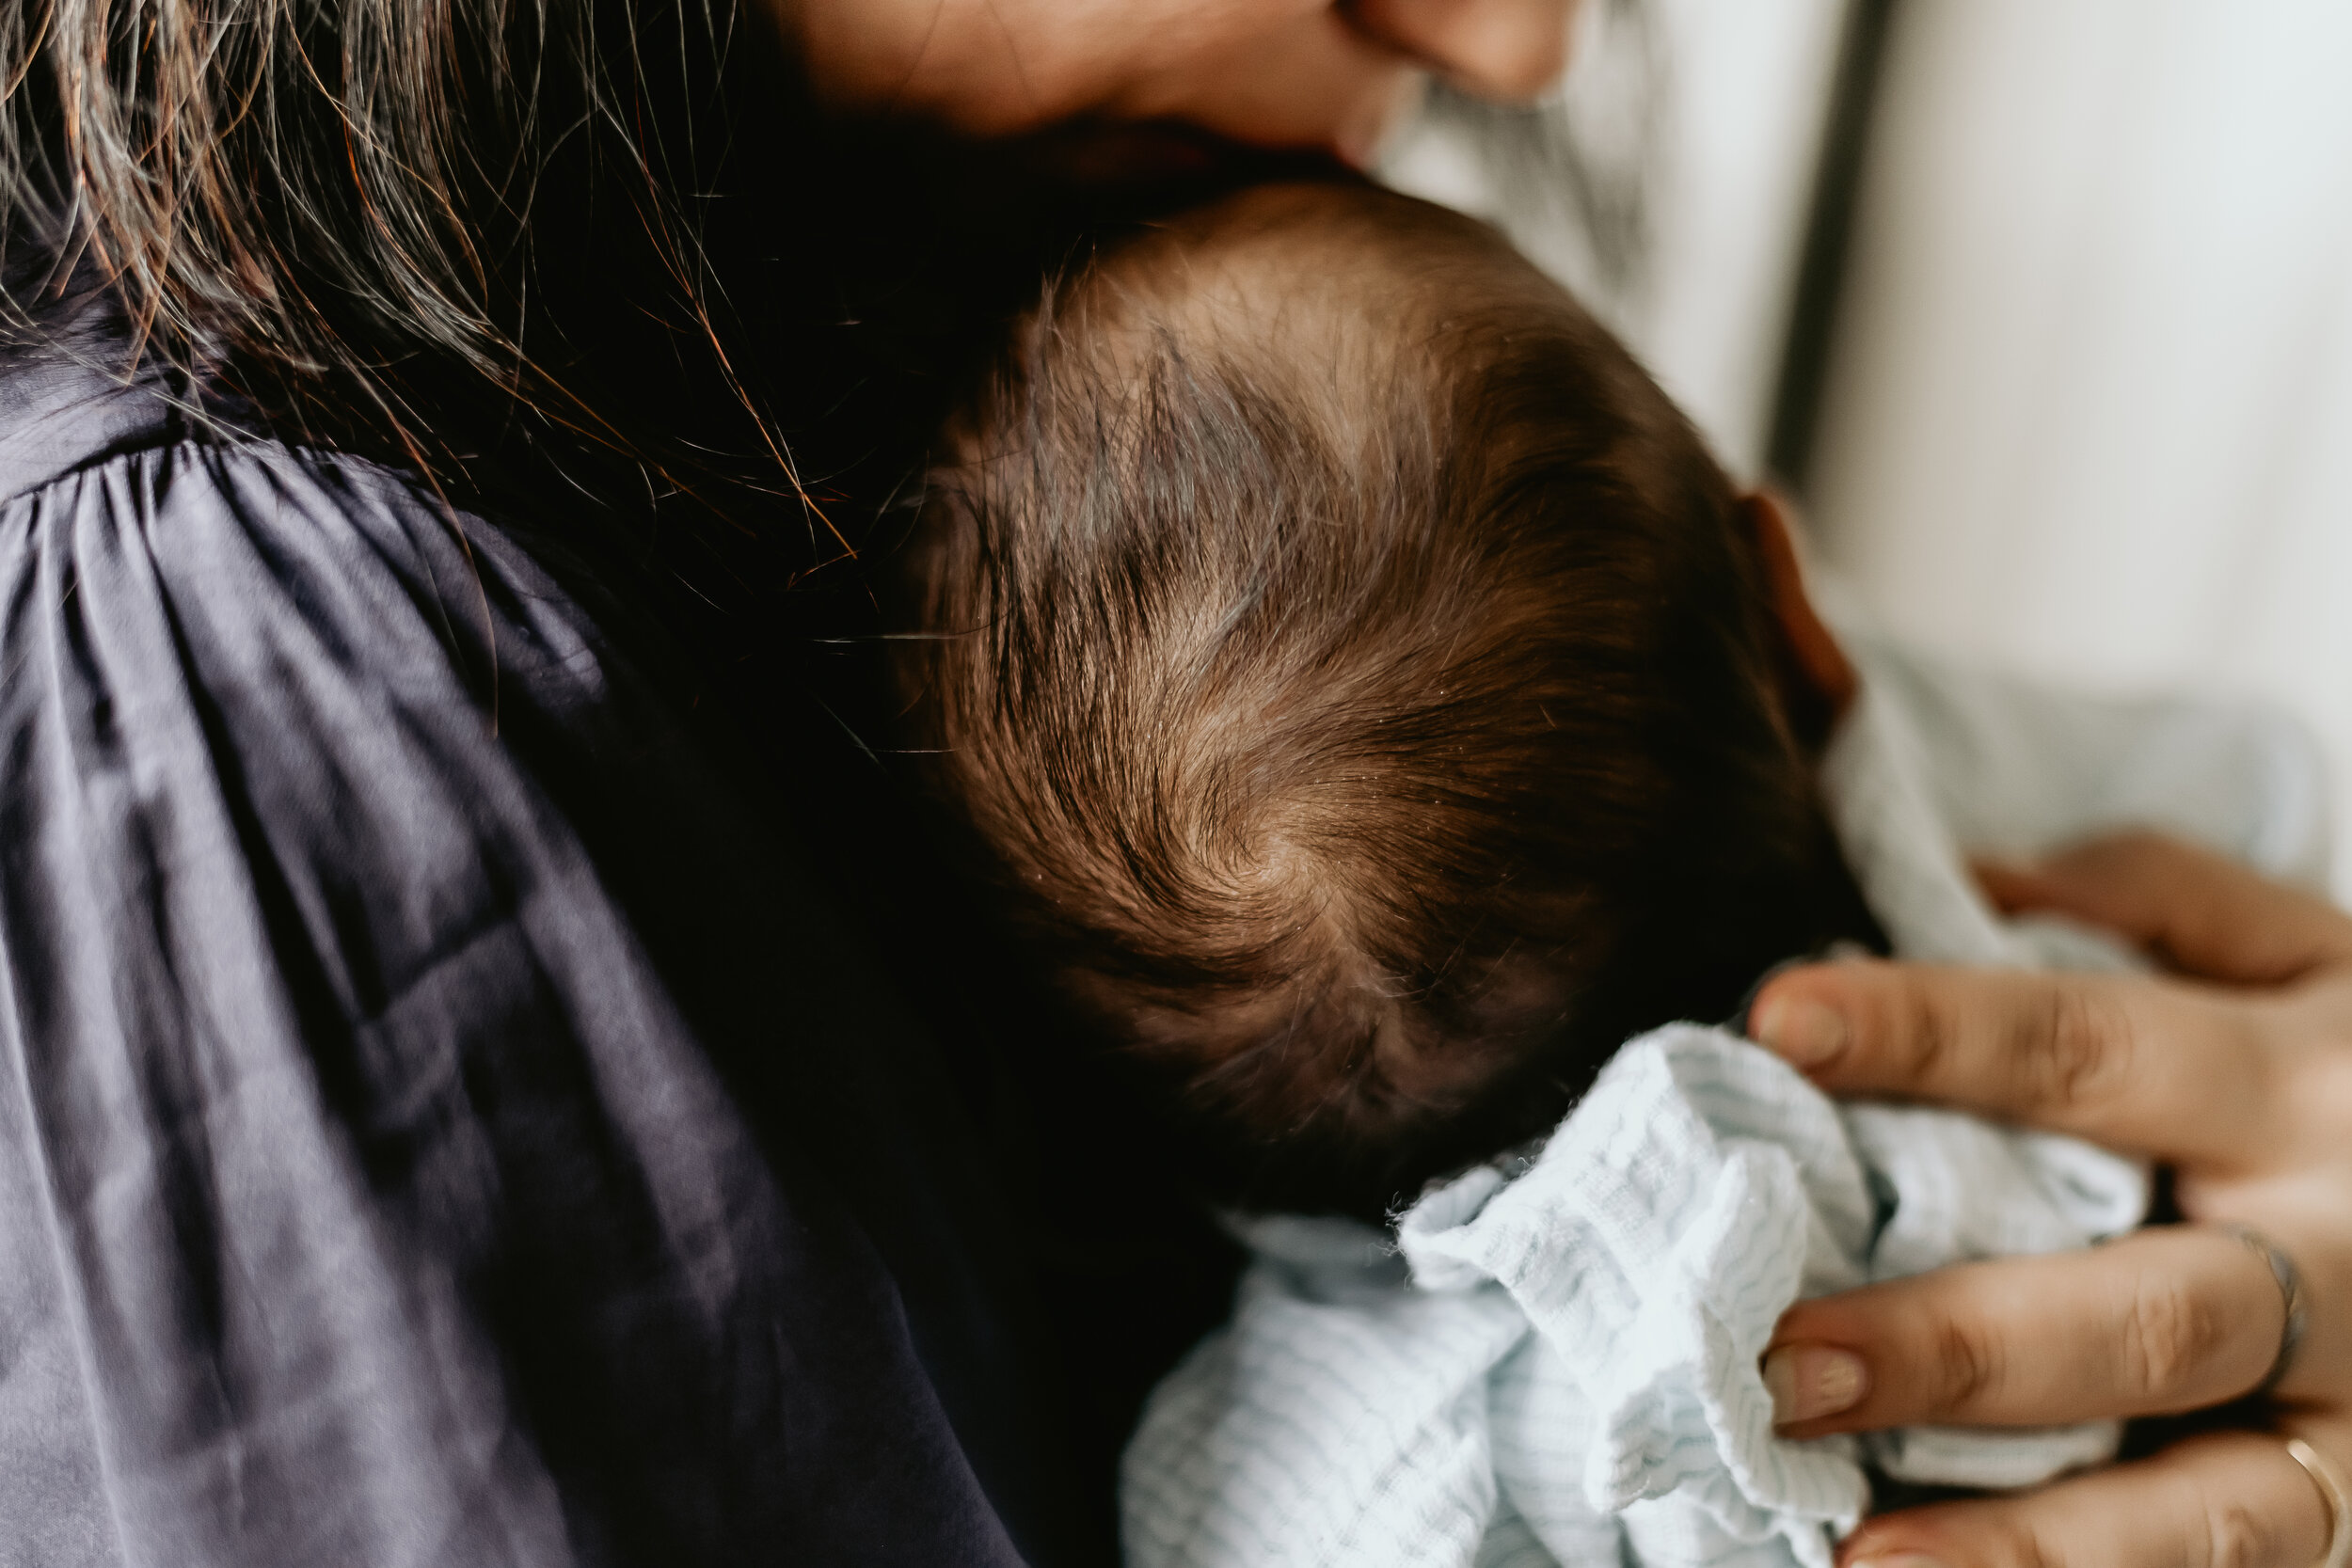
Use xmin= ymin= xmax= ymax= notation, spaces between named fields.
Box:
xmin=893 ymin=182 xmax=1877 ymax=1218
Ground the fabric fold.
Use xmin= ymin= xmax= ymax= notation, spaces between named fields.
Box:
xmin=0 ymin=414 xmax=1033 ymax=1565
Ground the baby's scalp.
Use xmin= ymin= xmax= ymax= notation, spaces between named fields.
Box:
xmin=895 ymin=180 xmax=1877 ymax=1218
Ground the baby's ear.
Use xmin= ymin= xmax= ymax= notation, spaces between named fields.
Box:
xmin=1742 ymin=490 xmax=1858 ymax=736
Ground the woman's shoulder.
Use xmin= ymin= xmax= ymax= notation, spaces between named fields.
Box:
xmin=0 ymin=320 xmax=650 ymax=1102
xmin=0 ymin=299 xmax=636 ymax=775
xmin=0 ymin=309 xmax=726 ymax=1063
xmin=0 ymin=300 xmax=1055 ymax=1566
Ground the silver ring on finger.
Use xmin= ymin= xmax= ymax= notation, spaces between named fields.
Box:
xmin=2284 ymin=1437 xmax=2351 ymax=1568
xmin=2218 ymin=1221 xmax=2308 ymax=1397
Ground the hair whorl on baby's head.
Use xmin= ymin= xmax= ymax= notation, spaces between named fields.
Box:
xmin=891 ymin=181 xmax=1874 ymax=1220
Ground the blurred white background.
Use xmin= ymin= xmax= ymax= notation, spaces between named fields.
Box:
xmin=1808 ymin=0 xmax=2352 ymax=895
xmin=1393 ymin=0 xmax=2352 ymax=895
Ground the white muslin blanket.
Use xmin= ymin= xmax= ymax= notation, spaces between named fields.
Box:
xmin=1121 ymin=637 xmax=2329 ymax=1568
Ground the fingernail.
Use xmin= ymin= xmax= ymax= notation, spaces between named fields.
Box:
xmin=1763 ymin=1344 xmax=1870 ymax=1424
xmin=1847 ymin=1557 xmax=1947 ymax=1568
xmin=1751 ymin=996 xmax=1850 ymax=1069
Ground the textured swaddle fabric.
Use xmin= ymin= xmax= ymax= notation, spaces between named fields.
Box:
xmin=1122 ymin=640 xmax=2328 ymax=1568
xmin=1396 ymin=1028 xmax=2141 ymax=1567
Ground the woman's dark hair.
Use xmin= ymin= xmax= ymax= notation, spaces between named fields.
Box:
xmin=0 ymin=0 xmax=1321 ymax=657
xmin=0 ymin=0 xmax=1089 ymax=627
xmin=7 ymin=0 xmax=729 ymax=490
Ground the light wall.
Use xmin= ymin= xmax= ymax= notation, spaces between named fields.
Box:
xmin=1805 ymin=0 xmax=2352 ymax=893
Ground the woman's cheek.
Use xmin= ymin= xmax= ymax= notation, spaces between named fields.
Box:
xmin=1114 ymin=10 xmax=1423 ymax=164
xmin=782 ymin=0 xmax=1422 ymax=158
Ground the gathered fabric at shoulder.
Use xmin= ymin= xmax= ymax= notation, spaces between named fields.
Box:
xmin=0 ymin=436 xmax=1037 ymax=1568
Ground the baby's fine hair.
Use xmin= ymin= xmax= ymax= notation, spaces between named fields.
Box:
xmin=893 ymin=182 xmax=1877 ymax=1218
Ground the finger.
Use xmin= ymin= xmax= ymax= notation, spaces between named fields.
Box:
xmin=1836 ymin=1430 xmax=2334 ymax=1568
xmin=1975 ymin=831 xmax=2352 ymax=985
xmin=1764 ymin=1228 xmax=2288 ymax=1437
xmin=1748 ymin=959 xmax=2277 ymax=1164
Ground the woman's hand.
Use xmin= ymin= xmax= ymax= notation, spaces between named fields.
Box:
xmin=1749 ymin=832 xmax=2352 ymax=1568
